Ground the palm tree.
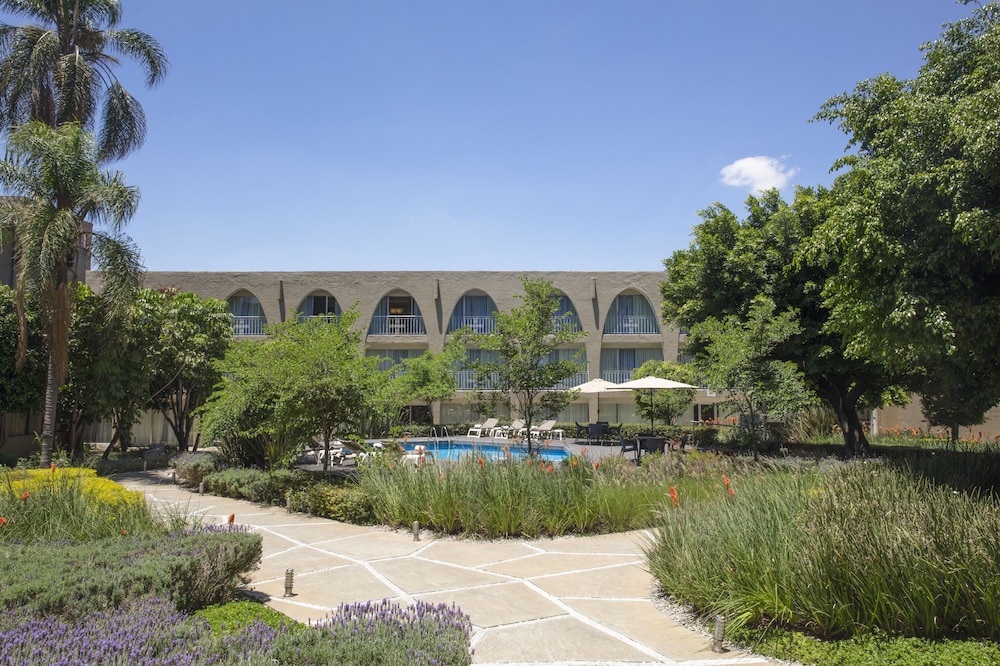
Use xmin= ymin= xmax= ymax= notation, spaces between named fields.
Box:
xmin=0 ymin=121 xmax=141 ymax=466
xmin=0 ymin=0 xmax=168 ymax=162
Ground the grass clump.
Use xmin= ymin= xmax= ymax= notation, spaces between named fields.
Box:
xmin=646 ymin=459 xmax=1000 ymax=640
xmin=357 ymin=450 xmax=746 ymax=538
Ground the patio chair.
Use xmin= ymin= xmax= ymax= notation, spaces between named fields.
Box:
xmin=587 ymin=422 xmax=606 ymax=444
xmin=467 ymin=417 xmax=499 ymax=438
xmin=574 ymin=422 xmax=589 ymax=440
xmin=619 ymin=436 xmax=640 ymax=464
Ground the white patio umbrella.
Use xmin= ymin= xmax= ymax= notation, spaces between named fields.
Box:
xmin=610 ymin=376 xmax=697 ymax=433
xmin=575 ymin=378 xmax=621 ymax=421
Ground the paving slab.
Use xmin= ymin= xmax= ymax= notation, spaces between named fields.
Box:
xmin=115 ymin=471 xmax=779 ymax=666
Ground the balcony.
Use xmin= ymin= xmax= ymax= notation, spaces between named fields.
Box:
xmin=553 ymin=369 xmax=590 ymax=390
xmin=603 ymin=315 xmax=659 ymax=335
xmin=369 ymin=315 xmax=426 ymax=336
xmin=601 ymin=369 xmax=635 ymax=383
xmin=232 ymin=315 xmax=265 ymax=337
xmin=449 ymin=315 xmax=495 ymax=334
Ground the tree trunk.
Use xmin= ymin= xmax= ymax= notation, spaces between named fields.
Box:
xmin=817 ymin=376 xmax=870 ymax=459
xmin=39 ymin=353 xmax=59 ymax=467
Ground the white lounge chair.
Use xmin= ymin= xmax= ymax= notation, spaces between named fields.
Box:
xmin=493 ymin=419 xmax=525 ymax=439
xmin=468 ymin=418 xmax=499 ymax=438
xmin=526 ymin=419 xmax=563 ymax=440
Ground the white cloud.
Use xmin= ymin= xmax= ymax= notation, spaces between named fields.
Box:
xmin=719 ymin=156 xmax=797 ymax=192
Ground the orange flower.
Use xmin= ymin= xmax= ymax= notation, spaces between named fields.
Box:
xmin=120 ymin=529 xmax=127 ymax=536
xmin=0 ymin=517 xmax=7 ymax=526
xmin=227 ymin=513 xmax=235 ymax=524
xmin=505 ymin=450 xmax=511 ymax=460
xmin=478 ymin=457 xmax=484 ymax=466
xmin=546 ymin=465 xmax=553 ymax=474
xmin=722 ymin=474 xmax=731 ymax=487
xmin=593 ymin=462 xmax=600 ymax=470
xmin=728 ymin=485 xmax=735 ymax=497
xmin=389 ymin=463 xmax=395 ymax=470
xmin=50 ymin=463 xmax=57 ymax=472
xmin=669 ymin=486 xmax=679 ymax=507
xmin=20 ymin=492 xmax=28 ymax=501
xmin=572 ymin=458 xmax=578 ymax=467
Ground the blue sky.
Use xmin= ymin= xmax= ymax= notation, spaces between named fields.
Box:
xmin=9 ymin=1 xmax=977 ymax=272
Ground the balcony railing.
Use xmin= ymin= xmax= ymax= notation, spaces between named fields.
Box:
xmin=449 ymin=315 xmax=495 ymax=334
xmin=601 ymin=369 xmax=635 ymax=383
xmin=369 ymin=315 xmax=426 ymax=336
xmin=553 ymin=369 xmax=590 ymax=390
xmin=300 ymin=314 xmax=339 ymax=323
xmin=231 ymin=315 xmax=265 ymax=337
xmin=553 ymin=314 xmax=581 ymax=332
xmin=453 ymin=370 xmax=501 ymax=391
xmin=604 ymin=315 xmax=659 ymax=335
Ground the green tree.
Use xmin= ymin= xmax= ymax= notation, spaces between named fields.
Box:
xmin=662 ymin=189 xmax=898 ymax=457
xmin=810 ymin=3 xmax=1000 ymax=440
xmin=394 ymin=337 xmax=464 ymax=422
xmin=145 ymin=289 xmax=232 ymax=451
xmin=0 ymin=0 xmax=168 ymax=162
xmin=462 ymin=277 xmax=586 ymax=454
xmin=0 ymin=283 xmax=44 ymax=421
xmin=692 ymin=296 xmax=813 ymax=460
xmin=201 ymin=310 xmax=389 ymax=471
xmin=630 ymin=360 xmax=696 ymax=427
xmin=0 ymin=121 xmax=142 ymax=466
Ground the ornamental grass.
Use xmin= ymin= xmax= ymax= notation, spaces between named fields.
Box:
xmin=357 ymin=450 xmax=748 ymax=538
xmin=0 ymin=466 xmax=161 ymax=542
xmin=645 ymin=459 xmax=1000 ymax=640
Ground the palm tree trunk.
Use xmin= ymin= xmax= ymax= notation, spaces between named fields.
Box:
xmin=39 ymin=351 xmax=59 ymax=467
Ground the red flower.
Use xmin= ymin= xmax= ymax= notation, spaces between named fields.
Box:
xmin=120 ymin=529 xmax=127 ymax=536
xmin=546 ymin=465 xmax=553 ymax=474
xmin=505 ymin=450 xmax=511 ymax=460
xmin=20 ymin=492 xmax=28 ymax=501
xmin=478 ymin=457 xmax=484 ymax=466
xmin=50 ymin=463 xmax=57 ymax=472
xmin=227 ymin=513 xmax=235 ymax=524
xmin=0 ymin=517 xmax=7 ymax=526
xmin=728 ymin=485 xmax=735 ymax=497
xmin=593 ymin=462 xmax=600 ymax=470
xmin=669 ymin=486 xmax=679 ymax=507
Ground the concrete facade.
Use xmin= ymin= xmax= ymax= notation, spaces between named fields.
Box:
xmin=92 ymin=270 xmax=704 ymax=426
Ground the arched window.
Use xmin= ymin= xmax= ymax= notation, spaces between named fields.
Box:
xmin=554 ymin=294 xmax=581 ymax=332
xmin=297 ymin=292 xmax=340 ymax=321
xmin=447 ymin=292 xmax=497 ymax=333
xmin=369 ymin=293 xmax=426 ymax=335
xmin=603 ymin=293 xmax=660 ymax=334
xmin=227 ymin=292 xmax=266 ymax=336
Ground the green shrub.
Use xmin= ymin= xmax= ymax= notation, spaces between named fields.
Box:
xmin=288 ymin=483 xmax=374 ymax=523
xmin=0 ymin=528 xmax=262 ymax=617
xmin=172 ymin=451 xmax=221 ymax=488
xmin=196 ymin=600 xmax=303 ymax=636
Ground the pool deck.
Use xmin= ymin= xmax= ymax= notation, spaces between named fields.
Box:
xmin=115 ymin=469 xmax=777 ymax=666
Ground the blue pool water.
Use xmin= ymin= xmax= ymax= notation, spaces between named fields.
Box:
xmin=403 ymin=439 xmax=568 ymax=463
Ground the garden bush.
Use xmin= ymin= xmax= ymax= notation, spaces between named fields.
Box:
xmin=0 ymin=527 xmax=262 ymax=617
xmin=172 ymin=451 xmax=221 ymax=488
xmin=287 ymin=482 xmax=374 ymax=523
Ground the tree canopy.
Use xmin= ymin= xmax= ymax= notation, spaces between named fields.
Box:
xmin=0 ymin=0 xmax=168 ymax=161
xmin=662 ymin=188 xmax=896 ymax=457
xmin=809 ymin=3 xmax=1000 ymax=439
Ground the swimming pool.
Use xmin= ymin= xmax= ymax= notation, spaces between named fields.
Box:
xmin=403 ymin=439 xmax=568 ymax=463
